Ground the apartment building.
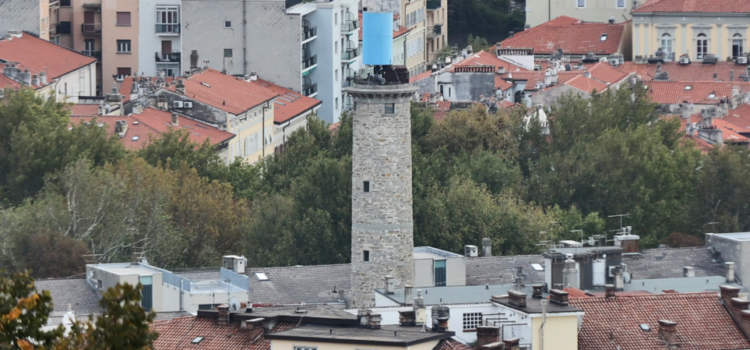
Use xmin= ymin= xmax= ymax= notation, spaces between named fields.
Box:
xmin=138 ymin=0 xmax=182 ymax=77
xmin=525 ymin=0 xmax=635 ymax=28
xmin=425 ymin=0 xmax=447 ymax=63
xmin=0 ymin=0 xmax=53 ymax=41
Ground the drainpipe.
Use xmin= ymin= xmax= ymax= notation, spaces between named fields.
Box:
xmin=281 ymin=120 xmax=291 ymax=152
xmin=540 ymin=299 xmax=548 ymax=350
xmin=243 ymin=0 xmax=248 ymax=75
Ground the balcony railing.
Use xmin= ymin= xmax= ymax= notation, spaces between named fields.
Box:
xmin=49 ymin=22 xmax=58 ymax=35
xmin=81 ymin=23 xmax=101 ymax=35
xmin=342 ymin=19 xmax=359 ymax=33
xmin=303 ymin=83 xmax=318 ymax=96
xmin=156 ymin=24 xmax=180 ymax=34
xmin=342 ymin=47 xmax=361 ymax=61
xmin=82 ymin=50 xmax=102 ymax=60
xmin=427 ymin=24 xmax=442 ymax=38
xmin=156 ymin=52 xmax=181 ymax=62
xmin=302 ymin=55 xmax=317 ymax=70
xmin=302 ymin=26 xmax=317 ymax=41
xmin=426 ymin=0 xmax=442 ymax=9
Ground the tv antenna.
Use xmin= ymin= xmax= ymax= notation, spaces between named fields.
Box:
xmin=608 ymin=213 xmax=629 ymax=232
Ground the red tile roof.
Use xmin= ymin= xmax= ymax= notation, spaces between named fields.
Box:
xmin=433 ymin=338 xmax=472 ymax=350
xmin=633 ymin=0 xmax=750 ymax=13
xmin=69 ymin=116 xmax=156 ymax=151
xmin=711 ymin=118 xmax=750 ymax=143
xmin=134 ymin=108 xmax=235 ymax=146
xmin=410 ymin=70 xmax=433 ymax=83
xmin=167 ymin=69 xmax=279 ymax=115
xmin=681 ymin=134 xmax=714 ymax=153
xmin=646 ymin=81 xmax=750 ymax=104
xmin=451 ymin=51 xmax=530 ymax=73
xmin=498 ymin=16 xmax=625 ymax=55
xmin=616 ymin=61 xmax=746 ymax=82
xmin=0 ymin=33 xmax=96 ymax=80
xmin=571 ymin=293 xmax=750 ymax=350
xmin=726 ymin=103 xmax=750 ymax=130
xmin=152 ymin=317 xmax=298 ymax=350
xmin=565 ymin=74 xmax=609 ymax=93
xmin=68 ymin=104 xmax=100 ymax=117
xmin=255 ymin=79 xmax=321 ymax=123
xmin=562 ymin=287 xmax=590 ymax=298
xmin=588 ymin=62 xmax=630 ymax=84
xmin=119 ymin=77 xmax=134 ymax=103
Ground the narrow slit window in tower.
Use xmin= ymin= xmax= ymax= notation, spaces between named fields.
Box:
xmin=363 ymin=250 xmax=370 ymax=261
xmin=385 ymin=103 xmax=395 ymax=114
xmin=363 ymin=181 xmax=370 ymax=192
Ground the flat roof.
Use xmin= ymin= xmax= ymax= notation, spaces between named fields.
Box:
xmin=713 ymin=232 xmax=750 ymax=241
xmin=286 ymin=3 xmax=316 ymax=15
xmin=89 ymin=263 xmax=160 ymax=276
xmin=491 ymin=295 xmax=584 ymax=314
xmin=379 ymin=284 xmax=522 ymax=305
xmin=189 ymin=280 xmax=246 ymax=294
xmin=266 ymin=325 xmax=454 ymax=346
xmin=623 ymin=276 xmax=747 ymax=294
xmin=413 ymin=246 xmax=464 ymax=260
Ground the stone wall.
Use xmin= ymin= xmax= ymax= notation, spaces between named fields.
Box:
xmin=348 ymin=84 xmax=417 ymax=307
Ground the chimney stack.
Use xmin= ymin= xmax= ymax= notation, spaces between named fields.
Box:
xmin=532 ymin=284 xmax=543 ymax=299
xmin=731 ymin=70 xmax=735 ymax=81
xmin=683 ymin=266 xmax=695 ymax=277
xmin=503 ymin=338 xmax=521 ymax=350
xmin=358 ymin=309 xmax=382 ymax=329
xmin=21 ymin=69 xmax=31 ymax=85
xmin=482 ymin=237 xmax=492 ymax=257
xmin=613 ymin=266 xmax=624 ymax=290
xmin=658 ymin=320 xmax=678 ymax=349
xmin=431 ymin=305 xmax=450 ymax=332
xmin=563 ymin=254 xmax=578 ymax=289
xmin=404 ymin=285 xmax=413 ymax=305
xmin=727 ymin=262 xmax=736 ymax=283
xmin=3 ymin=63 xmax=12 ymax=78
xmin=414 ymin=289 xmax=426 ymax=325
xmin=385 ymin=275 xmax=395 ymax=294
xmin=250 ymin=72 xmax=258 ymax=81
xmin=171 ymin=112 xmax=179 ymax=126
xmin=114 ymin=120 xmax=129 ymax=138
xmin=176 ymin=79 xmax=185 ymax=95
xmin=605 ymin=284 xmax=615 ymax=298
xmin=31 ymin=74 xmax=39 ymax=86
xmin=476 ymin=326 xmax=501 ymax=348
xmin=190 ymin=50 xmax=199 ymax=69
xmin=216 ymin=304 xmax=230 ymax=325
xmin=507 ymin=290 xmax=527 ymax=308
xmin=398 ymin=310 xmax=416 ymax=326
xmin=549 ymin=289 xmax=569 ymax=306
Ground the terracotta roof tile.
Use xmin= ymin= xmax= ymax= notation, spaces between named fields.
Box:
xmin=588 ymin=62 xmax=630 ymax=84
xmin=616 ymin=61 xmax=747 ymax=82
xmin=572 ymin=293 xmax=750 ymax=350
xmin=499 ymin=16 xmax=625 ymax=55
xmin=152 ymin=317 xmax=266 ymax=350
xmin=711 ymin=118 xmax=750 ymax=143
xmin=0 ymin=33 xmax=96 ymax=80
xmin=167 ymin=69 xmax=279 ymax=115
xmin=681 ymin=135 xmax=713 ymax=153
xmin=451 ymin=51 xmax=530 ymax=73
xmin=0 ymin=73 xmax=22 ymax=89
xmin=69 ymin=104 xmax=100 ymax=117
xmin=433 ymin=338 xmax=472 ymax=350
xmin=646 ymin=81 xmax=750 ymax=104
xmin=726 ymin=103 xmax=750 ymax=130
xmin=633 ymin=0 xmax=750 ymax=13
xmin=134 ymin=108 xmax=235 ymax=146
xmin=562 ymin=287 xmax=590 ymax=298
xmin=69 ymin=116 xmax=155 ymax=151
xmin=565 ymin=74 xmax=609 ymax=93
xmin=119 ymin=77 xmax=134 ymax=103
xmin=255 ymin=79 xmax=321 ymax=124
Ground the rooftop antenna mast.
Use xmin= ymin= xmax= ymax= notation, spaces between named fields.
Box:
xmin=608 ymin=213 xmax=629 ymax=233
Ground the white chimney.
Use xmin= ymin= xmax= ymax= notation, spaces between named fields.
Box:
xmin=482 ymin=237 xmax=492 ymax=257
xmin=31 ymin=74 xmax=39 ymax=86
xmin=563 ymin=254 xmax=578 ymax=289
xmin=464 ymin=245 xmax=478 ymax=257
xmin=384 ymin=275 xmax=395 ymax=294
xmin=683 ymin=266 xmax=695 ymax=277
xmin=39 ymin=71 xmax=47 ymax=85
xmin=727 ymin=262 xmax=736 ymax=283
xmin=171 ymin=112 xmax=178 ymax=126
xmin=250 ymin=72 xmax=258 ymax=81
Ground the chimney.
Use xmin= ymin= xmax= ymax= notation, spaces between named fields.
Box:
xmin=714 ymin=73 xmax=718 ymax=81
xmin=608 ymin=16 xmax=615 ymax=25
xmin=114 ymin=120 xmax=128 ymax=138
xmin=508 ymin=31 xmax=514 ymax=38
xmin=250 ymin=72 xmax=258 ymax=81
xmin=532 ymin=284 xmax=544 ymax=299
xmin=563 ymin=254 xmax=578 ymax=289
xmin=171 ymin=112 xmax=179 ymax=126
xmin=583 ymin=70 xmax=591 ymax=79
xmin=3 ymin=63 xmax=12 ymax=78
xmin=385 ymin=275 xmax=395 ymax=294
xmin=503 ymin=338 xmax=521 ymax=350
xmin=358 ymin=309 xmax=381 ymax=329
xmin=414 ymin=289 xmax=427 ymax=325
xmin=549 ymin=289 xmax=570 ymax=306
xmin=190 ymin=50 xmax=199 ymax=69
xmin=683 ymin=266 xmax=695 ymax=277
xmin=31 ymin=74 xmax=39 ymax=86
xmin=6 ymin=29 xmax=22 ymax=39
xmin=658 ymin=320 xmax=678 ymax=349
xmin=431 ymin=305 xmax=450 ymax=332
xmin=133 ymin=101 xmax=144 ymax=114
xmin=367 ymin=312 xmax=382 ymax=329
xmin=21 ymin=69 xmax=32 ymax=85
xmin=507 ymin=290 xmax=527 ymax=308
xmin=731 ymin=70 xmax=735 ymax=81
xmin=727 ymin=262 xmax=736 ymax=283
xmin=176 ymin=79 xmax=185 ymax=95
xmin=404 ymin=285 xmax=413 ymax=305
xmin=476 ymin=326 xmax=501 ymax=348
xmin=216 ymin=304 xmax=230 ymax=325
xmin=605 ymin=284 xmax=615 ymax=298
xmin=613 ymin=266 xmax=624 ymax=290
xmin=482 ymin=238 xmax=492 ymax=257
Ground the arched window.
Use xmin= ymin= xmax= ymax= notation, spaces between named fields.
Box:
xmin=733 ymin=33 xmax=744 ymax=59
xmin=661 ymin=33 xmax=674 ymax=60
xmin=697 ymin=33 xmax=708 ymax=60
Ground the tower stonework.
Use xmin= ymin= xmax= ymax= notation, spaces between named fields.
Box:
xmin=347 ymin=83 xmax=418 ymax=307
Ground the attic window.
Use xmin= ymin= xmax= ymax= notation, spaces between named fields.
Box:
xmin=685 ymin=85 xmax=692 ymax=90
xmin=639 ymin=324 xmax=651 ymax=332
xmin=255 ymin=272 xmax=269 ymax=281
xmin=131 ymin=136 xmax=140 ymax=141
xmin=201 ymin=82 xmax=211 ymax=88
xmin=600 ymin=33 xmax=608 ymax=41
xmin=192 ymin=337 xmax=205 ymax=344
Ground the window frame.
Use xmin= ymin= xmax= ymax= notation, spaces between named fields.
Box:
xmin=363 ymin=250 xmax=370 ymax=262
xmin=462 ymin=312 xmax=483 ymax=331
xmin=117 ymin=40 xmax=131 ymax=53
xmin=696 ymin=33 xmax=708 ymax=60
xmin=384 ymin=103 xmax=395 ymax=114
xmin=224 ymin=20 xmax=232 ymax=28
xmin=733 ymin=33 xmax=745 ymax=59
xmin=116 ymin=12 xmax=131 ymax=26
xmin=224 ymin=48 xmax=233 ymax=58
xmin=576 ymin=0 xmax=586 ymax=8
xmin=616 ymin=0 xmax=625 ymax=8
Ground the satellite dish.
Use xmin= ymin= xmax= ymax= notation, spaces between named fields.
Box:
xmin=229 ymin=297 xmax=241 ymax=311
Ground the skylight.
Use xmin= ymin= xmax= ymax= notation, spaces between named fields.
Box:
xmin=131 ymin=136 xmax=139 ymax=141
xmin=639 ymin=324 xmax=651 ymax=332
xmin=531 ymin=263 xmax=544 ymax=271
xmin=201 ymin=82 xmax=211 ymax=87
xmin=709 ymin=93 xmax=716 ymax=98
xmin=192 ymin=337 xmax=205 ymax=344
xmin=256 ymin=272 xmax=269 ymax=281
xmin=685 ymin=85 xmax=692 ymax=90
xmin=600 ymin=34 xmax=608 ymax=41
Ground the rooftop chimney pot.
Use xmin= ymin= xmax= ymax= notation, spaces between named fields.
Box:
xmin=482 ymin=237 xmax=492 ymax=257
xmin=658 ymin=320 xmax=678 ymax=348
xmin=503 ymin=338 xmax=520 ymax=350
xmin=727 ymin=262 xmax=736 ymax=283
xmin=171 ymin=112 xmax=178 ymax=126
xmin=683 ymin=266 xmax=695 ymax=277
xmin=507 ymin=290 xmax=527 ymax=307
xmin=549 ymin=289 xmax=570 ymax=306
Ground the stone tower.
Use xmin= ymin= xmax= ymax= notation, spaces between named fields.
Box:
xmin=347 ymin=82 xmax=418 ymax=307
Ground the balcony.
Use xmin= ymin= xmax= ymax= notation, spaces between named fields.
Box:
xmin=302 ymin=20 xmax=317 ymax=43
xmin=302 ymin=55 xmax=317 ymax=71
xmin=303 ymin=83 xmax=318 ymax=97
xmin=81 ymin=23 xmax=101 ymax=35
xmin=156 ymin=52 xmax=181 ymax=62
xmin=426 ymin=0 xmax=442 ymax=10
xmin=427 ymin=24 xmax=442 ymax=39
xmin=342 ymin=69 xmax=355 ymax=88
xmin=342 ymin=19 xmax=359 ymax=33
xmin=82 ymin=50 xmax=102 ymax=60
xmin=155 ymin=24 xmax=180 ymax=34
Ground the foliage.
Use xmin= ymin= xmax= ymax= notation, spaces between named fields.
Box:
xmin=466 ymin=34 xmax=492 ymax=53
xmin=447 ymin=0 xmax=524 ymax=46
xmin=659 ymin=232 xmax=704 ymax=248
xmin=0 ymin=88 xmax=125 ymax=205
xmin=15 ymin=230 xmax=90 ymax=278
xmin=137 ymin=128 xmax=221 ymax=178
xmin=0 ymin=270 xmax=63 ymax=349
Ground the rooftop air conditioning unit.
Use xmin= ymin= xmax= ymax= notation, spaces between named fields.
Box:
xmin=464 ymin=245 xmax=478 ymax=257
xmin=737 ymin=56 xmax=748 ymax=65
xmin=173 ymin=100 xmax=183 ymax=108
xmin=183 ymin=101 xmax=193 ymax=108
xmin=610 ymin=58 xmax=620 ymax=67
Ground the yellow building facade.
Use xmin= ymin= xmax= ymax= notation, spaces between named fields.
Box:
xmin=226 ymin=103 xmax=276 ymax=164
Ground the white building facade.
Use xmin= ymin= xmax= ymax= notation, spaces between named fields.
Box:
xmin=138 ymin=0 xmax=183 ymax=77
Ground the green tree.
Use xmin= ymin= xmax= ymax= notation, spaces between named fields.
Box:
xmin=137 ymin=128 xmax=221 ymax=178
xmin=0 ymin=271 xmax=63 ymax=350
xmin=467 ymin=34 xmax=492 ymax=52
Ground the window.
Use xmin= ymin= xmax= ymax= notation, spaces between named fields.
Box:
xmin=385 ymin=103 xmax=395 ymax=114
xmin=224 ymin=49 xmax=233 ymax=57
xmin=117 ymin=67 xmax=132 ymax=77
xmin=661 ymin=33 xmax=673 ymax=60
xmin=733 ymin=33 xmax=744 ymax=59
xmin=60 ymin=0 xmax=71 ymax=6
xmin=225 ymin=21 xmax=232 ymax=28
xmin=434 ymin=260 xmax=446 ymax=286
xmin=334 ymin=13 xmax=338 ymax=25
xmin=117 ymin=40 xmax=131 ymax=53
xmin=335 ymin=69 xmax=339 ymax=81
xmin=463 ymin=312 xmax=483 ymax=330
xmin=58 ymin=21 xmax=71 ymax=34
xmin=363 ymin=181 xmax=370 ymax=192
xmin=600 ymin=33 xmax=608 ymax=41
xmin=577 ymin=0 xmax=585 ymax=7
xmin=295 ymin=347 xmax=317 ymax=350
xmin=363 ymin=250 xmax=370 ymax=262
xmin=116 ymin=12 xmax=131 ymax=26
xmin=140 ymin=276 xmax=153 ymax=312
xmin=335 ymin=40 xmax=338 ymax=53
xmin=697 ymin=33 xmax=708 ymax=60
xmin=616 ymin=0 xmax=625 ymax=8
xmin=335 ymin=97 xmax=339 ymax=109
xmin=156 ymin=6 xmax=179 ymax=33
